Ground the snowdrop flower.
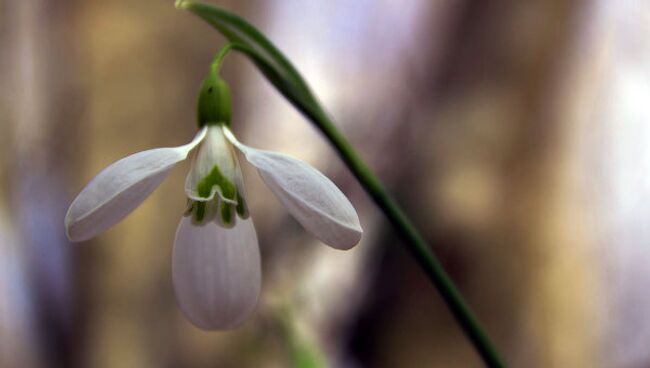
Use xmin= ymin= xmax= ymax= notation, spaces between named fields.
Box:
xmin=64 ymin=68 xmax=362 ymax=330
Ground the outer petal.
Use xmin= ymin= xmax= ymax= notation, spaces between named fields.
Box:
xmin=224 ymin=127 xmax=362 ymax=250
xmin=65 ymin=128 xmax=207 ymax=241
xmin=172 ymin=216 xmax=261 ymax=330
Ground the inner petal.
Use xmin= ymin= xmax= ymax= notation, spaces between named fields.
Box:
xmin=184 ymin=126 xmax=249 ymax=226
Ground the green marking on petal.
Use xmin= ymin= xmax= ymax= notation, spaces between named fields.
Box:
xmin=236 ymin=191 xmax=248 ymax=218
xmin=194 ymin=201 xmax=206 ymax=223
xmin=187 ymin=168 xmax=247 ymax=226
xmin=221 ymin=203 xmax=234 ymax=225
xmin=197 ymin=165 xmax=236 ymax=200
xmin=187 ymin=198 xmax=221 ymax=226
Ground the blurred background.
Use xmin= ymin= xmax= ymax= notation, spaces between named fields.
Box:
xmin=1 ymin=0 xmax=650 ymax=367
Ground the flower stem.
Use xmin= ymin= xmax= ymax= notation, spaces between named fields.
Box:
xmin=220 ymin=43 xmax=505 ymax=366
xmin=212 ymin=43 xmax=234 ymax=73
xmin=310 ymin=109 xmax=505 ymax=368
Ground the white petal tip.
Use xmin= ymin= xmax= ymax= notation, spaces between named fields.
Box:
xmin=64 ymin=211 xmax=88 ymax=242
xmin=180 ymin=301 xmax=257 ymax=331
xmin=64 ymin=227 xmax=91 ymax=243
xmin=64 ymin=230 xmax=75 ymax=242
xmin=321 ymin=225 xmax=363 ymax=250
xmin=64 ymin=225 xmax=76 ymax=242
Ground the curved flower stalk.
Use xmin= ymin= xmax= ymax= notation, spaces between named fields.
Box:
xmin=64 ymin=65 xmax=362 ymax=329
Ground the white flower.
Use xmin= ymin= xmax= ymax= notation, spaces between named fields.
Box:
xmin=64 ymin=124 xmax=362 ymax=330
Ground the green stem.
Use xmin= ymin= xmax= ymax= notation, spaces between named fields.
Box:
xmin=211 ymin=43 xmax=234 ymax=73
xmin=310 ymin=109 xmax=505 ymax=368
xmin=223 ymin=44 xmax=505 ymax=367
xmin=274 ymin=305 xmax=327 ymax=368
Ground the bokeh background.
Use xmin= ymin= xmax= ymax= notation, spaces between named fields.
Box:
xmin=1 ymin=0 xmax=650 ymax=367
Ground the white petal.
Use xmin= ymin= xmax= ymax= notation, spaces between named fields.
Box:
xmin=65 ymin=128 xmax=207 ymax=241
xmin=224 ymin=127 xmax=362 ymax=250
xmin=172 ymin=216 xmax=261 ymax=330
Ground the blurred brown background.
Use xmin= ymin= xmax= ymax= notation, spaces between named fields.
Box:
xmin=1 ymin=0 xmax=649 ymax=367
